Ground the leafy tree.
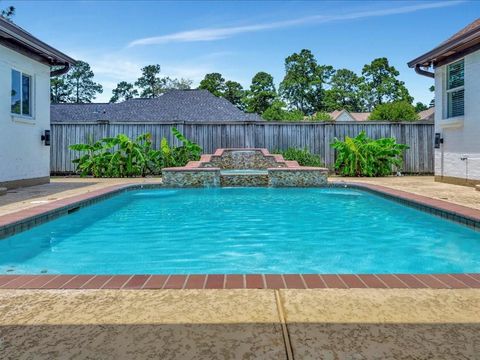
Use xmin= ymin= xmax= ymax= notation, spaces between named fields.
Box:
xmin=1 ymin=4 xmax=14 ymax=19
xmin=198 ymin=73 xmax=246 ymax=109
xmin=311 ymin=112 xmax=333 ymax=121
xmin=198 ymin=73 xmax=226 ymax=97
xmin=50 ymin=75 xmax=71 ymax=103
xmin=134 ymin=65 xmax=192 ymax=98
xmin=368 ymin=101 xmax=419 ymax=122
xmin=324 ymin=69 xmax=365 ymax=112
xmin=169 ymin=78 xmax=193 ymax=90
xmin=64 ymin=60 xmax=103 ymax=103
xmin=279 ymin=49 xmax=333 ymax=115
xmin=414 ymin=102 xmax=429 ymax=112
xmin=245 ymin=71 xmax=277 ymax=114
xmin=262 ymin=100 xmax=304 ymax=121
xmin=224 ymin=80 xmax=245 ymax=109
xmin=110 ymin=81 xmax=139 ymax=103
xmin=361 ymin=58 xmax=412 ymax=111
xmin=135 ymin=64 xmax=164 ymax=98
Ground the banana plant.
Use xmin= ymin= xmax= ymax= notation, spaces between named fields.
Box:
xmin=70 ymin=139 xmax=115 ymax=177
xmin=331 ymin=131 xmax=408 ymax=177
xmin=171 ymin=127 xmax=202 ymax=159
xmin=69 ymin=128 xmax=203 ymax=177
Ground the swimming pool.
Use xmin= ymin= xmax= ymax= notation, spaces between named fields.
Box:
xmin=0 ymin=187 xmax=479 ymax=274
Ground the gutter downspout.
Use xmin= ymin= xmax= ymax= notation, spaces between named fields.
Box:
xmin=414 ymin=64 xmax=434 ymax=78
xmin=50 ymin=62 xmax=70 ymax=77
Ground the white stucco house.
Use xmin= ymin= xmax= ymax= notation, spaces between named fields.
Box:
xmin=0 ymin=17 xmax=74 ymax=189
xmin=409 ymin=18 xmax=480 ymax=186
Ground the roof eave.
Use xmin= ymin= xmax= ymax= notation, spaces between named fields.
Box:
xmin=408 ymin=27 xmax=480 ymax=68
xmin=0 ymin=17 xmax=75 ymax=66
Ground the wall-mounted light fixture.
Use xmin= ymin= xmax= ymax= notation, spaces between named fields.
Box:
xmin=434 ymin=133 xmax=443 ymax=149
xmin=41 ymin=130 xmax=50 ymax=146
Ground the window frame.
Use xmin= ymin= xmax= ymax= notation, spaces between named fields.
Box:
xmin=10 ymin=68 xmax=34 ymax=119
xmin=445 ymin=59 xmax=464 ymax=119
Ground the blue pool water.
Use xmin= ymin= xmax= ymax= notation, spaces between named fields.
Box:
xmin=0 ymin=187 xmax=479 ymax=274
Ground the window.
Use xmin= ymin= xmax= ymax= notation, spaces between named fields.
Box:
xmin=11 ymin=69 xmax=32 ymax=116
xmin=446 ymin=60 xmax=464 ymax=118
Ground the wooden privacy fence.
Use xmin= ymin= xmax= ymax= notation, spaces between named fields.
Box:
xmin=50 ymin=121 xmax=434 ymax=174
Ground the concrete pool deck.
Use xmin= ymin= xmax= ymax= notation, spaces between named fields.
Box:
xmin=0 ymin=177 xmax=162 ymax=217
xmin=331 ymin=175 xmax=480 ymax=211
xmin=0 ymin=176 xmax=479 ymax=358
xmin=0 ymin=289 xmax=479 ymax=359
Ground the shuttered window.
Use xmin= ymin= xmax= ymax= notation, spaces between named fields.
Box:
xmin=446 ymin=60 xmax=464 ymax=118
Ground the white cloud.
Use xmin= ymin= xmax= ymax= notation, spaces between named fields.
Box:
xmin=128 ymin=1 xmax=463 ymax=46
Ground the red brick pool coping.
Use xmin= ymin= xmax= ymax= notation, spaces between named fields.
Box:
xmin=0 ymin=273 xmax=480 ymax=289
xmin=0 ymin=181 xmax=479 ymax=290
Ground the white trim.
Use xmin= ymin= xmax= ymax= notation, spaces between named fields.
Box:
xmin=439 ymin=115 xmax=464 ymax=128
xmin=11 ymin=115 xmax=36 ymax=125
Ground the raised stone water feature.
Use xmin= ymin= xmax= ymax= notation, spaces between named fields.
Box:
xmin=162 ymin=148 xmax=328 ymax=187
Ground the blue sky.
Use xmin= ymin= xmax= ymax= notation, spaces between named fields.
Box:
xmin=10 ymin=0 xmax=478 ymax=104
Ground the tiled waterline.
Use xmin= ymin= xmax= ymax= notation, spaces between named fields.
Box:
xmin=1 ymin=273 xmax=480 ymax=290
xmin=0 ymin=181 xmax=479 ymax=288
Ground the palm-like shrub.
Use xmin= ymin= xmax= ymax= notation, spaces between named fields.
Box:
xmin=331 ymin=131 xmax=408 ymax=176
xmin=69 ymin=128 xmax=202 ymax=177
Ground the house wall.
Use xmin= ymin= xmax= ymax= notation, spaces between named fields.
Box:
xmin=434 ymin=50 xmax=480 ymax=185
xmin=0 ymin=45 xmax=50 ymax=188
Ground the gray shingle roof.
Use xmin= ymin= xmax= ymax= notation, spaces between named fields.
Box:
xmin=51 ymin=90 xmax=262 ymax=122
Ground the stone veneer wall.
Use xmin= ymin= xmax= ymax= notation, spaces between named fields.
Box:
xmin=201 ymin=150 xmax=286 ymax=169
xmin=220 ymin=173 xmax=269 ymax=187
xmin=162 ymin=170 xmax=220 ymax=188
xmin=268 ymin=169 xmax=328 ymax=187
xmin=162 ymin=148 xmax=328 ymax=187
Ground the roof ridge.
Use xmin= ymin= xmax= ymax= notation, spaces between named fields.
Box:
xmin=50 ymin=90 xmax=263 ymax=122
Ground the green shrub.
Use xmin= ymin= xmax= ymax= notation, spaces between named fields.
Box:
xmin=275 ymin=148 xmax=324 ymax=167
xmin=310 ymin=112 xmax=333 ymax=121
xmin=282 ymin=109 xmax=305 ymax=121
xmin=69 ymin=128 xmax=202 ymax=177
xmin=368 ymin=101 xmax=419 ymax=122
xmin=331 ymin=131 xmax=409 ymax=177
xmin=262 ymin=100 xmax=305 ymax=121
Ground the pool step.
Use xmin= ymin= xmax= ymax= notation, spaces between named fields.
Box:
xmin=220 ymin=171 xmax=269 ymax=187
